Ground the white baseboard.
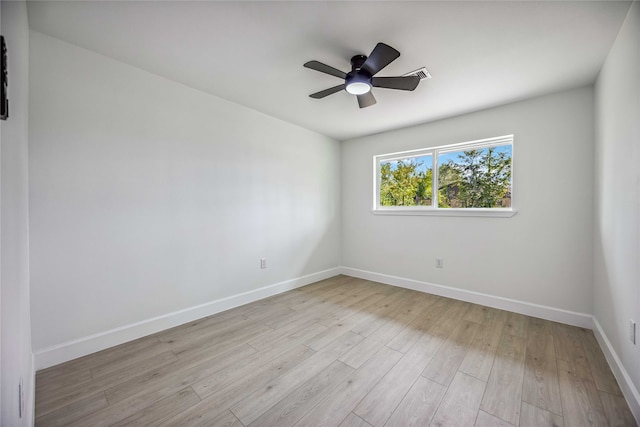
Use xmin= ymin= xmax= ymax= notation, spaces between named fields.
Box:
xmin=34 ymin=267 xmax=342 ymax=370
xmin=340 ymin=267 xmax=593 ymax=328
xmin=591 ymin=317 xmax=640 ymax=425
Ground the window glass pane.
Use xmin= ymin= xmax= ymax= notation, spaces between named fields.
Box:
xmin=380 ymin=154 xmax=433 ymax=206
xmin=437 ymin=144 xmax=512 ymax=208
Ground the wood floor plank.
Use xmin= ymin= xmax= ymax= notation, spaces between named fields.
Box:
xmin=384 ymin=376 xmax=446 ymax=427
xmin=480 ymin=333 xmax=526 ymax=425
xmin=338 ymin=297 xmax=420 ymax=369
xmin=430 ymin=371 xmax=487 ymax=427
xmin=255 ymin=322 xmax=328 ymax=358
xmin=81 ymin=335 xmax=162 ymax=369
xmin=353 ymin=301 xmax=467 ymax=426
xmin=247 ymin=316 xmax=326 ymax=352
xmin=458 ymin=309 xmax=508 ymax=381
xmin=386 ymin=296 xmax=449 ymax=354
xmin=187 ymin=345 xmax=317 ymax=423
xmin=154 ymin=310 xmax=248 ymax=345
xmin=162 ymin=409 xmax=244 ymax=427
xmin=38 ymin=335 xmax=161 ymax=387
xmin=305 ymin=310 xmax=378 ymax=352
xmin=110 ymin=387 xmax=201 ymax=426
xmin=261 ymin=274 xmax=350 ymax=305
xmin=522 ymin=317 xmax=563 ymax=416
xmin=475 ymin=410 xmax=515 ymax=427
xmin=504 ymin=312 xmax=529 ymax=338
xmin=350 ymin=288 xmax=416 ymax=337
xmin=36 ymin=350 xmax=179 ymax=418
xmin=248 ymin=360 xmax=354 ymax=427
xmin=262 ymin=286 xmax=331 ymax=309
xmin=463 ymin=304 xmax=496 ymax=325
xmin=553 ymin=322 xmax=587 ymax=363
xmin=598 ymin=390 xmax=637 ymax=427
xmin=520 ymin=401 xmax=564 ymax=427
xmin=580 ymin=329 xmax=623 ymax=396
xmin=331 ymin=285 xmax=396 ymax=320
xmin=285 ymin=279 xmax=370 ymax=313
xmin=318 ymin=290 xmax=391 ymax=328
xmin=230 ymin=331 xmax=363 ymax=425
xmin=66 ymin=389 xmax=171 ymax=427
xmin=172 ymin=324 xmax=271 ymax=362
xmin=35 ymin=367 xmax=92 ymax=395
xmin=68 ymin=347 xmax=255 ymax=426
xmin=192 ymin=344 xmax=315 ymax=400
xmin=35 ymin=392 xmax=108 ymax=427
xmin=89 ymin=343 xmax=174 ymax=380
xmin=271 ymin=276 xmax=355 ymax=307
xmin=166 ymin=319 xmax=271 ymax=356
xmin=36 ymin=364 xmax=93 ymax=390
xmin=242 ymin=300 xmax=296 ymax=322
xmin=88 ymin=341 xmax=174 ymax=381
xmin=557 ymin=357 xmax=608 ymax=426
xmin=266 ymin=289 xmax=361 ymax=330
xmin=422 ymin=320 xmax=479 ymax=386
xmin=340 ymin=413 xmax=373 ymax=427
xmin=104 ymin=342 xmax=256 ymax=405
xmin=295 ymin=346 xmax=403 ymax=427
xmin=305 ymin=286 xmax=408 ymax=352
xmin=352 ymin=345 xmax=434 ymax=426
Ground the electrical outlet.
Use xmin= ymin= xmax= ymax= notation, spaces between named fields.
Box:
xmin=436 ymin=258 xmax=444 ymax=268
xmin=631 ymin=320 xmax=636 ymax=345
xmin=260 ymin=258 xmax=267 ymax=269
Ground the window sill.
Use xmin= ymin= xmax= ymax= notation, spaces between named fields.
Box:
xmin=371 ymin=208 xmax=517 ymax=218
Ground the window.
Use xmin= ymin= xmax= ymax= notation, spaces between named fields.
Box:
xmin=374 ymin=135 xmax=515 ymax=217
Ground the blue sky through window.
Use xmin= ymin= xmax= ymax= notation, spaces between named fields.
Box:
xmin=380 ymin=144 xmax=511 ymax=177
xmin=437 ymin=144 xmax=511 ymax=167
xmin=382 ymin=155 xmax=432 ymax=174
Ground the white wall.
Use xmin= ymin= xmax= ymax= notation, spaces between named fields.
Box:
xmin=1 ymin=1 xmax=33 ymax=425
xmin=29 ymin=32 xmax=340 ymax=357
xmin=342 ymin=87 xmax=594 ymax=315
xmin=594 ymin=0 xmax=640 ymax=408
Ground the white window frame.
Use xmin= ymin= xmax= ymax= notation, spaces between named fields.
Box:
xmin=373 ymin=135 xmax=516 ymax=217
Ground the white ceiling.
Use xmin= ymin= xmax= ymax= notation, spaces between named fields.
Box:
xmin=27 ymin=1 xmax=631 ymax=141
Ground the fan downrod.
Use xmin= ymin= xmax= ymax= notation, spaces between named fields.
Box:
xmin=350 ymin=55 xmax=367 ymax=72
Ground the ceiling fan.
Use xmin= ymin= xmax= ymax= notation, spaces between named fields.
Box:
xmin=303 ymin=42 xmax=420 ymax=108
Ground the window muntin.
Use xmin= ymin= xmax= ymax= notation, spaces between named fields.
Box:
xmin=374 ymin=135 xmax=513 ymax=213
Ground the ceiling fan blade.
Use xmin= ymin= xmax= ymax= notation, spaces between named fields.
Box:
xmin=372 ymin=76 xmax=420 ymax=91
xmin=309 ymin=84 xmax=345 ymax=99
xmin=304 ymin=61 xmax=347 ymax=79
xmin=361 ymin=43 xmax=400 ymax=76
xmin=357 ymin=91 xmax=377 ymax=108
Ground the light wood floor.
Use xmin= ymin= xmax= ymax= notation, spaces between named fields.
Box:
xmin=35 ymin=275 xmax=637 ymax=427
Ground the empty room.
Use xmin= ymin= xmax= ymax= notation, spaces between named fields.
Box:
xmin=1 ymin=0 xmax=639 ymax=426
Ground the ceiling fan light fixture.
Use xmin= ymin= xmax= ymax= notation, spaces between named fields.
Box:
xmin=345 ymin=81 xmax=371 ymax=95
xmin=345 ymin=72 xmax=371 ymax=95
